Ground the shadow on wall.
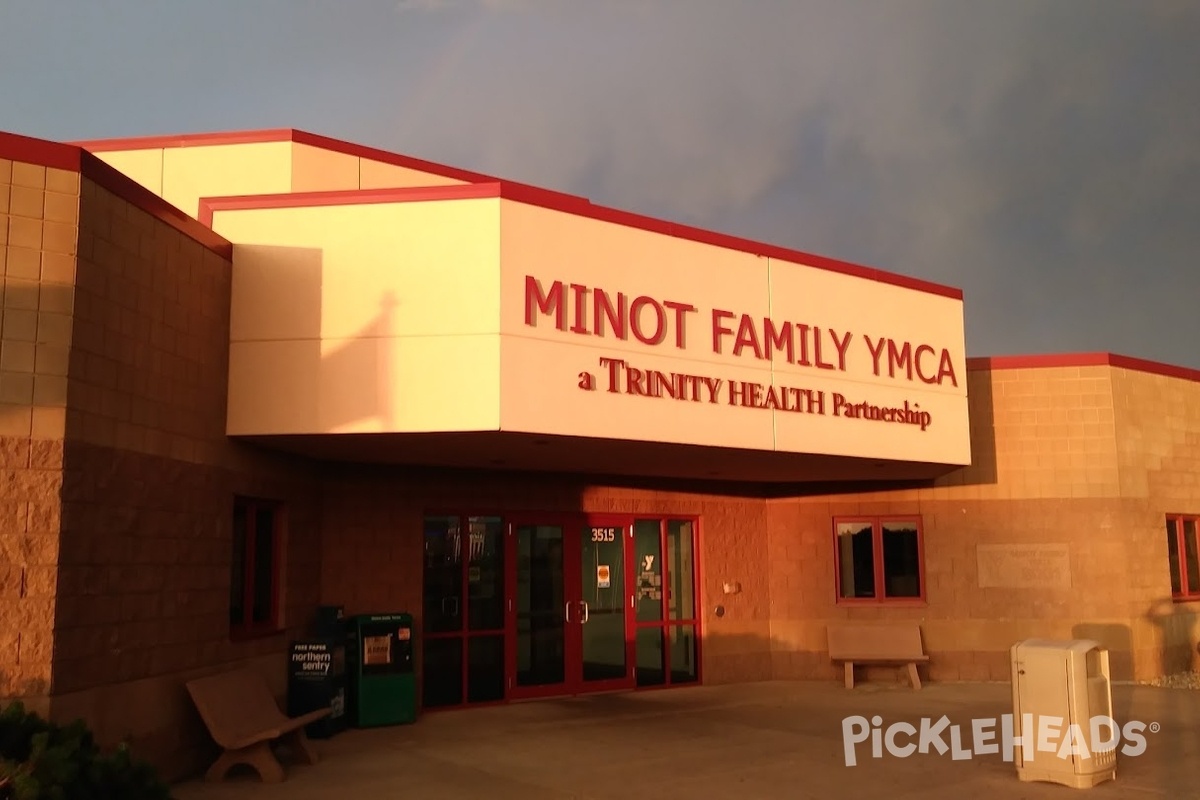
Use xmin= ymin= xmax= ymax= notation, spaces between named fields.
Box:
xmin=231 ymin=245 xmax=398 ymax=435
xmin=0 ymin=279 xmax=73 ymax=716
xmin=962 ymin=369 xmax=999 ymax=487
xmin=1144 ymin=598 xmax=1200 ymax=676
xmin=910 ymin=367 xmax=1000 ymax=492
xmin=1072 ymin=623 xmax=1134 ymax=723
xmin=317 ymin=291 xmax=397 ymax=432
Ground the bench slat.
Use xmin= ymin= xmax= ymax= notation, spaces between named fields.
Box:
xmin=826 ymin=623 xmax=927 ymax=690
xmin=186 ymin=667 xmax=331 ymax=783
xmin=834 ymin=658 xmax=929 ymax=665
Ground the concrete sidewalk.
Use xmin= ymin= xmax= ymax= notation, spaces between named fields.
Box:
xmin=174 ymin=681 xmax=1200 ymax=799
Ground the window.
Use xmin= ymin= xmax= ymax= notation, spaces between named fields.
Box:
xmin=1166 ymin=515 xmax=1200 ymax=600
xmin=834 ymin=516 xmax=924 ymax=603
xmin=230 ymin=497 xmax=283 ymax=637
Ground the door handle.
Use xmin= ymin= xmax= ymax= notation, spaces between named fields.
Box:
xmin=564 ymin=601 xmax=572 ymax=623
xmin=446 ymin=597 xmax=459 ymax=617
xmin=579 ymin=601 xmax=589 ymax=624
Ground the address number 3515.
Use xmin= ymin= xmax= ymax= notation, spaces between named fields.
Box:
xmin=590 ymin=527 xmax=617 ymax=542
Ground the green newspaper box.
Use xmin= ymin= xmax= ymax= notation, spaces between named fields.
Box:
xmin=346 ymin=612 xmax=417 ymax=727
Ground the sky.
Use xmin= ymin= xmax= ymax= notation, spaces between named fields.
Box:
xmin=2 ymin=0 xmax=1197 ymax=367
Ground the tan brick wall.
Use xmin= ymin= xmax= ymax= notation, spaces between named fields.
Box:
xmin=319 ymin=469 xmax=770 ymax=693
xmin=317 ymin=362 xmax=1200 ymax=694
xmin=0 ymin=156 xmax=78 ymax=712
xmin=32 ymin=173 xmax=323 ymax=779
xmin=770 ymin=365 xmax=1200 ymax=683
xmin=1110 ymin=368 xmax=1200 ymax=675
xmin=8 ymin=139 xmax=1199 ymax=781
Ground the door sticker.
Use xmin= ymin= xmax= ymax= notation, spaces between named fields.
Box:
xmin=597 ymin=564 xmax=611 ymax=588
xmin=638 ymin=555 xmax=662 ymax=600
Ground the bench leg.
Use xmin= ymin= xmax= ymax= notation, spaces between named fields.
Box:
xmin=906 ymin=662 xmax=922 ymax=690
xmin=205 ymin=742 xmax=285 ymax=783
xmin=844 ymin=662 xmax=855 ymax=690
xmin=282 ymin=726 xmax=319 ymax=766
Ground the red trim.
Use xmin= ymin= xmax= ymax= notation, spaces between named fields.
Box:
xmin=73 ymin=126 xmax=962 ymax=300
xmin=81 ymin=152 xmax=233 ymax=259
xmin=291 ymin=130 xmax=498 ymax=184
xmin=0 ymin=130 xmax=233 ymax=259
xmin=0 ymin=130 xmax=82 ymax=171
xmin=70 ymin=128 xmax=501 ymax=184
xmin=629 ymin=517 xmax=702 ymax=687
xmin=692 ymin=515 xmax=704 ymax=685
xmin=1167 ymin=515 xmax=1200 ymax=601
xmin=833 ymin=515 xmax=927 ymax=606
xmin=967 ymin=353 xmax=1200 ymax=384
xmin=70 ymin=128 xmax=299 ymax=152
xmin=196 ymin=180 xmax=961 ymax=299
xmin=230 ymin=497 xmax=285 ymax=639
xmin=197 ymin=183 xmax=504 ymax=227
xmin=418 ymin=508 xmax=702 ymax=708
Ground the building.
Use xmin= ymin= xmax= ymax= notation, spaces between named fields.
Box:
xmin=0 ymin=127 xmax=1197 ymax=780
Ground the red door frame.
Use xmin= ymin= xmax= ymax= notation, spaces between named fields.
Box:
xmin=504 ymin=512 xmax=638 ymax=699
xmin=505 ymin=512 xmax=578 ymax=700
xmin=420 ymin=513 xmax=509 ymax=709
xmin=631 ymin=516 xmax=704 ymax=690
xmin=420 ymin=509 xmax=703 ymax=709
xmin=575 ymin=513 xmax=637 ymax=695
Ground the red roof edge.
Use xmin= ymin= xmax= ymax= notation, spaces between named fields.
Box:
xmin=69 ymin=127 xmax=964 ymax=300
xmin=290 ymin=129 xmax=499 ymax=185
xmin=503 ymin=184 xmax=965 ymax=300
xmin=1 ymin=129 xmax=232 ymax=259
xmin=81 ymin=152 xmax=233 ymax=258
xmin=966 ymin=353 xmax=1200 ymax=383
xmin=1 ymin=130 xmax=82 ymax=171
xmin=68 ymin=127 xmax=499 ymax=186
xmin=69 ymin=128 xmax=297 ymax=152
xmin=197 ymin=183 xmax=505 ymax=227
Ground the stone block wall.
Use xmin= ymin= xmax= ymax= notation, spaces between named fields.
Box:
xmin=44 ymin=163 xmax=323 ymax=778
xmin=0 ymin=154 xmax=78 ymax=712
xmin=319 ymin=467 xmax=772 ymax=689
xmin=0 ymin=136 xmax=326 ymax=780
xmin=769 ymin=361 xmax=1200 ymax=684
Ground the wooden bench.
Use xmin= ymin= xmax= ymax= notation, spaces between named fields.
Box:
xmin=827 ymin=623 xmax=929 ymax=690
xmin=186 ymin=667 xmax=331 ymax=783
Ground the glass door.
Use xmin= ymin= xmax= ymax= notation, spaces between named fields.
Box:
xmin=632 ymin=518 xmax=700 ymax=688
xmin=506 ymin=514 xmax=635 ymax=698
xmin=422 ymin=515 xmax=506 ymax=708
xmin=576 ymin=517 xmax=635 ymax=693
xmin=507 ymin=517 xmax=571 ymax=699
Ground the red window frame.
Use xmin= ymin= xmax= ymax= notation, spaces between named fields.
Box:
xmin=832 ymin=515 xmax=926 ymax=606
xmin=230 ymin=497 xmax=284 ymax=640
xmin=1166 ymin=514 xmax=1200 ymax=601
xmin=631 ymin=516 xmax=703 ymax=690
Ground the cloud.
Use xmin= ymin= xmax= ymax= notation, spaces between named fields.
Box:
xmin=2 ymin=0 xmax=1193 ymax=365
xmin=395 ymin=0 xmax=535 ymax=12
xmin=380 ymin=0 xmax=1200 ymax=364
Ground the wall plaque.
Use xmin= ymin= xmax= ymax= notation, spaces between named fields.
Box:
xmin=976 ymin=544 xmax=1071 ymax=589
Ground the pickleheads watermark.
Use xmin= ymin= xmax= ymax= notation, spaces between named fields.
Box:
xmin=842 ymin=714 xmax=1157 ymax=767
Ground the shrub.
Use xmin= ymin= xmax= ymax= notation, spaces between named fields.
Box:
xmin=0 ymin=701 xmax=172 ymax=800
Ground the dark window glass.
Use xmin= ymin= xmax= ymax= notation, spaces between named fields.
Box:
xmin=1185 ymin=519 xmax=1200 ymax=595
xmin=230 ymin=498 xmax=282 ymax=633
xmin=882 ymin=521 xmax=921 ymax=598
xmin=1167 ymin=520 xmax=1182 ymax=596
xmin=837 ymin=522 xmax=875 ymax=599
xmin=634 ymin=520 xmax=663 ymax=623
xmin=230 ymin=506 xmax=246 ymax=626
xmin=667 ymin=520 xmax=695 ymax=620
